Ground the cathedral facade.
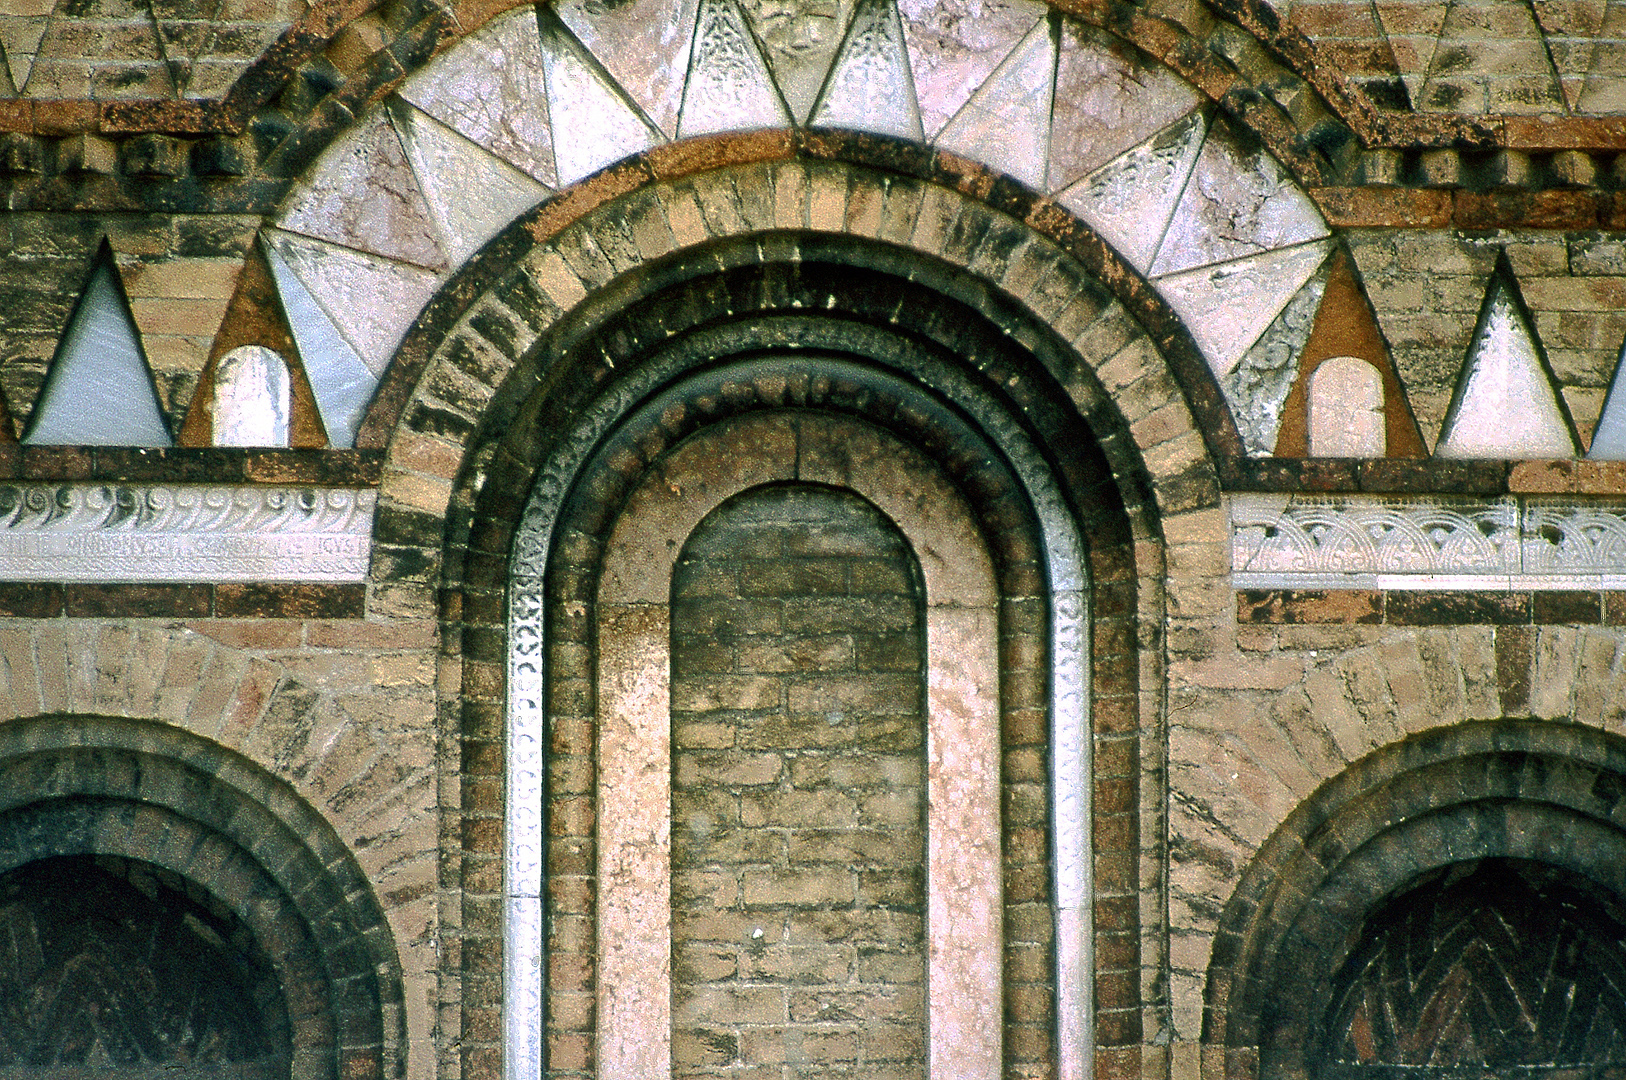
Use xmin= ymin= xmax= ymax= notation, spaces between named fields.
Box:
xmin=3 ymin=0 xmax=1626 ymax=1077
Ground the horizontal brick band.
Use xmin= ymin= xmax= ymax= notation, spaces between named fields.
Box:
xmin=0 ymin=581 xmax=365 ymax=619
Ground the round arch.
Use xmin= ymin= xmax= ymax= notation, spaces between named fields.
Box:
xmin=0 ymin=715 xmax=407 ymax=1080
xmin=1204 ymin=719 xmax=1626 ymax=1079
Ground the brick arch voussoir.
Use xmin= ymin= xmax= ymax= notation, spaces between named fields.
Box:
xmin=1203 ymin=718 xmax=1626 ymax=1073
xmin=0 ymin=713 xmax=409 ymax=1080
xmin=372 ymin=150 xmax=1231 ymax=602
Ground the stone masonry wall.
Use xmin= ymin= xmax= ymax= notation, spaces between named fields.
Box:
xmin=669 ymin=483 xmax=928 ymax=1079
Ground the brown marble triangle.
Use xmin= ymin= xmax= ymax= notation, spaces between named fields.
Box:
xmin=1273 ymin=246 xmax=1426 ymax=458
xmin=179 ymin=239 xmax=328 ymax=448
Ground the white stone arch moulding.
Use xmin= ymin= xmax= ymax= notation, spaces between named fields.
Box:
xmin=506 ymin=383 xmax=1092 ymax=1077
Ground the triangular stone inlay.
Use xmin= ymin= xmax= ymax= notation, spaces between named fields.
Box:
xmin=899 ymin=0 xmax=1045 ymax=141
xmin=1436 ymin=251 xmax=1580 ymax=459
xmin=25 ymin=241 xmax=172 ymax=447
xmin=399 ymin=7 xmax=558 ymax=187
xmin=179 ymin=236 xmax=328 ymax=448
xmin=1374 ymin=0 xmax=1450 ymax=110
xmin=1148 ymin=116 xmax=1329 ymax=278
xmin=556 ymin=0 xmax=701 ymax=139
xmin=1223 ymin=261 xmax=1329 ymax=457
xmin=541 ymin=10 xmax=664 ymax=188
xmin=1047 ymin=19 xmax=1201 ymax=192
xmin=1058 ymin=110 xmax=1206 ymax=276
xmin=1587 ymin=330 xmax=1626 ymax=458
xmin=934 ymin=16 xmax=1055 ymax=190
xmin=278 ymin=109 xmax=448 ymax=272
xmin=1272 ymin=247 xmax=1426 ymax=458
xmin=809 ymin=0 xmax=922 ymax=141
xmin=262 ymin=234 xmax=383 ymax=450
xmin=677 ymin=0 xmax=792 ymax=138
xmin=1154 ymin=239 xmax=1331 ymax=381
xmin=391 ymin=102 xmax=549 ymax=267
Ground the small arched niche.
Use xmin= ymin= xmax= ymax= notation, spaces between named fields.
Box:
xmin=669 ymin=482 xmax=928 ymax=1074
xmin=1308 ymin=356 xmax=1385 ymax=457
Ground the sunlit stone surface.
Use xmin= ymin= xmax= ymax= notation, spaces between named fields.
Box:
xmin=214 ymin=345 xmax=291 ymax=448
xmin=1587 ymin=335 xmax=1626 ymax=458
xmin=1047 ymin=21 xmax=1201 ymax=190
xmin=809 ymin=0 xmax=923 ymax=140
xmin=740 ymin=0 xmax=857 ymax=122
xmin=1309 ymin=356 xmax=1386 ymax=457
xmin=557 ymin=0 xmax=700 ymax=138
xmin=934 ymin=17 xmax=1055 ymax=188
xmin=541 ymin=11 xmax=664 ymax=185
xmin=25 ymin=258 xmax=171 ymax=448
xmin=399 ymin=7 xmax=559 ymax=186
xmin=1436 ymin=268 xmax=1579 ymax=459
xmin=678 ymin=0 xmax=792 ymax=137
xmin=278 ymin=110 xmax=448 ymax=272
xmin=1148 ymin=119 xmax=1330 ymax=277
xmin=1058 ymin=111 xmax=1204 ymax=274
xmin=392 ymin=103 xmax=549 ymax=266
xmin=1155 ymin=240 xmax=1332 ymax=380
xmin=1224 ymin=267 xmax=1328 ymax=455
xmin=898 ymin=0 xmax=1044 ymax=139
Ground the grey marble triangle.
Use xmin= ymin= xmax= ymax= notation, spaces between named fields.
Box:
xmin=556 ymin=0 xmax=701 ymax=139
xmin=678 ymin=0 xmax=792 ymax=138
xmin=262 ymin=235 xmax=379 ymax=449
xmin=1154 ymin=239 xmax=1331 ymax=381
xmin=264 ymin=230 xmax=441 ymax=380
xmin=1147 ymin=118 xmax=1329 ymax=278
xmin=898 ymin=0 xmax=1045 ymax=141
xmin=1587 ymin=331 xmax=1626 ymax=459
xmin=391 ymin=102 xmax=549 ymax=267
xmin=399 ymin=7 xmax=557 ymax=187
xmin=809 ymin=0 xmax=922 ymax=140
xmin=1437 ymin=254 xmax=1580 ymax=459
xmin=1223 ymin=262 xmax=1331 ymax=456
xmin=934 ymin=16 xmax=1055 ymax=190
xmin=1057 ymin=111 xmax=1205 ymax=276
xmin=25 ymin=249 xmax=172 ymax=447
xmin=743 ymin=0 xmax=859 ymax=123
xmin=540 ymin=12 xmax=664 ymax=187
xmin=277 ymin=108 xmax=449 ymax=272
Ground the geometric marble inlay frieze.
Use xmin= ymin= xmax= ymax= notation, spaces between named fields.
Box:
xmin=1232 ymin=494 xmax=1626 ymax=590
xmin=0 ymin=485 xmax=374 ymax=583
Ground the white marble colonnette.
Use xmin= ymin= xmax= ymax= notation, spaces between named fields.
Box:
xmin=1232 ymin=493 xmax=1626 ymax=590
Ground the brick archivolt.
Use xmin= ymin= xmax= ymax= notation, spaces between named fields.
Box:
xmin=0 ymin=619 xmax=439 ymax=1077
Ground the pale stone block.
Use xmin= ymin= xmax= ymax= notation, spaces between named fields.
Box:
xmin=213 ymin=345 xmax=290 ymax=447
xmin=1308 ymin=355 xmax=1386 ymax=457
xmin=540 ymin=13 xmax=662 ymax=187
xmin=677 ymin=0 xmax=791 ymax=137
xmin=809 ymin=0 xmax=923 ymax=140
xmin=934 ymin=17 xmax=1054 ymax=190
xmin=898 ymin=0 xmax=1045 ymax=139
xmin=556 ymin=0 xmax=699 ymax=139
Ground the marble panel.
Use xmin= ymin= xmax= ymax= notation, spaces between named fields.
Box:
xmin=25 ymin=258 xmax=172 ymax=448
xmin=933 ymin=16 xmax=1054 ymax=189
xmin=1523 ymin=502 xmax=1626 ymax=574
xmin=263 ymin=233 xmax=392 ymax=447
xmin=213 ymin=345 xmax=290 ymax=447
xmin=556 ymin=0 xmax=699 ymax=138
xmin=1436 ymin=262 xmax=1579 ymax=459
xmin=1148 ymin=119 xmax=1329 ymax=278
xmin=1309 ymin=356 xmax=1386 ymax=457
xmin=541 ymin=12 xmax=664 ymax=187
xmin=897 ymin=0 xmax=1044 ymax=139
xmin=1154 ymin=239 xmax=1331 ymax=380
xmin=277 ymin=110 xmax=447 ymax=272
xmin=1586 ymin=335 xmax=1626 ymax=459
xmin=1047 ymin=20 xmax=1200 ymax=191
xmin=265 ymin=230 xmax=440 ymax=379
xmin=740 ymin=0 xmax=856 ymax=122
xmin=677 ymin=0 xmax=791 ymax=138
xmin=398 ymin=7 xmax=558 ymax=187
xmin=391 ymin=102 xmax=549 ymax=267
xmin=1223 ymin=265 xmax=1327 ymax=456
xmin=808 ymin=0 xmax=923 ymax=140
xmin=1057 ymin=111 xmax=1204 ymax=275
xmin=0 ymin=484 xmax=373 ymax=582
xmin=1231 ymin=495 xmax=1520 ymax=584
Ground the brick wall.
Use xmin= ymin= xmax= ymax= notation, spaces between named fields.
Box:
xmin=669 ymin=484 xmax=928 ymax=1076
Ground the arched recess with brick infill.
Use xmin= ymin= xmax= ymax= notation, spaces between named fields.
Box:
xmin=1204 ymin=719 xmax=1626 ymax=1080
xmin=0 ymin=715 xmax=407 ymax=1080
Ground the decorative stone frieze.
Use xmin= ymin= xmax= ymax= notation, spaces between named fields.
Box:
xmin=0 ymin=483 xmax=374 ymax=582
xmin=1232 ymin=493 xmax=1626 ymax=589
